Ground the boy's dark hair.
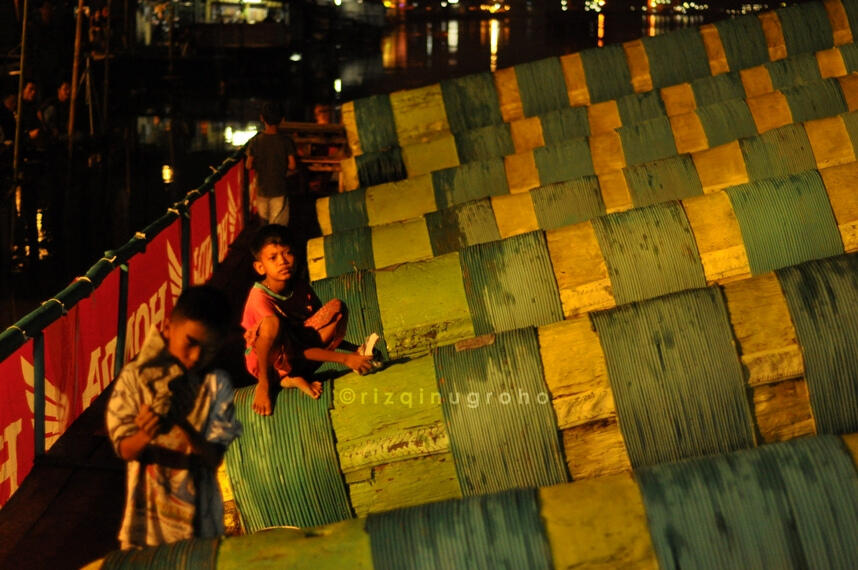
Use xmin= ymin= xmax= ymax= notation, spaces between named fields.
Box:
xmin=171 ymin=285 xmax=232 ymax=336
xmin=260 ymin=101 xmax=284 ymax=126
xmin=250 ymin=224 xmax=295 ymax=260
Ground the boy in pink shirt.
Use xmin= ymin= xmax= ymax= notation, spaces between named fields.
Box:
xmin=242 ymin=224 xmax=375 ymax=415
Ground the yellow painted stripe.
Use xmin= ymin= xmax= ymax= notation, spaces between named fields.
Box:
xmin=341 ymin=157 xmax=360 ymax=191
xmin=341 ymin=101 xmax=363 ymax=156
xmin=490 ymin=193 xmax=540 ymax=238
xmin=510 ymin=116 xmax=545 ymax=154
xmin=692 ymin=140 xmax=750 ymax=193
xmin=307 ymin=236 xmax=328 ymax=282
xmin=539 ymin=318 xmax=614 ymax=430
xmin=820 ymin=161 xmax=858 ymax=252
xmin=740 ymin=65 xmax=775 ymax=99
xmin=561 ymin=419 xmax=632 ymax=479
xmin=598 ymin=170 xmax=634 ymax=214
xmin=494 ymin=66 xmax=525 ymax=123
xmin=546 ymin=222 xmax=615 ymax=318
xmin=371 ymin=218 xmax=434 ymax=269
xmin=504 ymin=150 xmax=541 ymax=194
xmin=722 ymin=273 xmax=805 ymax=388
xmin=817 ymin=47 xmax=848 ymax=79
xmin=700 ymin=23 xmax=730 ymax=75
xmin=316 ymin=196 xmax=333 ymax=236
xmin=759 ymin=11 xmax=787 ymax=61
xmin=365 ymin=174 xmax=436 ymax=227
xmin=540 ymin=476 xmax=658 ymax=570
xmin=805 ymin=115 xmax=856 ymax=169
xmin=389 ymin=84 xmax=450 ymax=147
xmin=837 ymin=73 xmax=858 ymax=110
xmin=400 ymin=134 xmax=460 ymax=178
xmin=559 ymin=52 xmax=591 ymax=106
xmin=824 ymin=0 xmax=853 ymax=45
xmin=841 ymin=433 xmax=858 ymax=469
xmin=661 ymin=83 xmax=698 ymax=117
xmin=587 ymin=100 xmax=622 ymax=135
xmin=682 ymin=192 xmax=751 ymax=284
xmin=590 ymin=131 xmax=627 ymax=175
xmin=623 ymin=39 xmax=653 ymax=93
xmin=670 ymin=109 xmax=709 ymax=154
xmin=746 ymin=90 xmax=793 ymax=134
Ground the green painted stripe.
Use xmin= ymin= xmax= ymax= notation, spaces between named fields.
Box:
xmin=740 ymin=123 xmax=817 ymax=180
xmin=353 ymin=94 xmax=398 ymax=153
xmin=103 ymin=538 xmax=219 ymax=569
xmin=328 ymin=187 xmax=368 ymax=233
xmin=696 ymin=98 xmax=758 ymax=148
xmin=782 ymin=78 xmax=848 ymax=124
xmin=440 ymin=72 xmax=504 ymax=133
xmin=642 ymin=27 xmax=712 ymax=89
xmin=366 ymin=489 xmax=554 ymax=570
xmin=313 ymin=271 xmax=387 ymax=377
xmin=533 ymin=136 xmax=595 ymax=185
xmin=617 ymin=116 xmax=678 ymax=166
xmin=432 ymin=158 xmax=509 ymax=210
xmin=764 ymin=52 xmax=823 ymax=91
xmin=690 ymin=72 xmax=745 ymax=108
xmin=726 ymin=170 xmax=843 ymax=275
xmin=531 ymin=176 xmax=606 ymax=230
xmin=514 ymin=57 xmax=570 ymax=118
xmin=842 ymin=0 xmax=858 ymax=38
xmin=842 ymin=110 xmax=858 ymax=152
xmin=776 ymin=2 xmax=834 ymax=57
xmin=426 ymin=199 xmax=501 ymax=256
xmin=591 ymin=201 xmax=707 ymax=305
xmin=616 ymin=90 xmax=667 ymax=125
xmin=638 ymin=436 xmax=858 ymax=569
xmin=624 ymin=155 xmax=703 ymax=208
xmin=593 ymin=287 xmax=753 ymax=468
xmin=454 ymin=123 xmax=515 ymax=163
xmin=323 ymin=227 xmax=374 ymax=277
xmin=777 ymin=254 xmax=858 ymax=434
xmin=538 ymin=106 xmax=590 ymax=145
xmin=355 ymin=148 xmax=407 ymax=188
xmin=579 ymin=44 xmax=634 ymax=103
xmin=713 ymin=14 xmax=770 ymax=71
xmin=226 ymin=385 xmax=352 ymax=532
xmin=433 ymin=328 xmax=567 ymax=495
xmin=840 ymin=42 xmax=858 ymax=73
xmin=460 ymin=231 xmax=564 ymax=335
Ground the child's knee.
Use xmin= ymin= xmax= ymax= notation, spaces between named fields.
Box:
xmin=326 ymin=298 xmax=348 ymax=321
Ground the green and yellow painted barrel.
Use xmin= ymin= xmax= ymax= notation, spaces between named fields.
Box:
xmin=339 ymin=0 xmax=858 ymax=189
xmin=217 ymin=252 xmax=858 ymax=534
xmin=91 ymin=433 xmax=858 ymax=569
xmin=341 ymin=43 xmax=858 ymax=189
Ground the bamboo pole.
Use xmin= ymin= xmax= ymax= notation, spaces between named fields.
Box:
xmin=12 ymin=0 xmax=30 ymax=182
xmin=68 ymin=0 xmax=85 ymax=158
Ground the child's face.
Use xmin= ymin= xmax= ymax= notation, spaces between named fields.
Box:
xmin=163 ymin=317 xmax=222 ymax=373
xmin=254 ymin=243 xmax=295 ymax=283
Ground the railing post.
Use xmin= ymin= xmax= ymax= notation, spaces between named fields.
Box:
xmin=209 ymin=188 xmax=220 ymax=273
xmin=114 ymin=263 xmax=129 ymax=376
xmin=33 ymin=331 xmax=45 ymax=456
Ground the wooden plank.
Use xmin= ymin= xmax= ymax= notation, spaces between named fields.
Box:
xmin=598 ymin=170 xmax=634 ymax=214
xmin=820 ymin=161 xmax=858 ymax=252
xmin=365 ymin=174 xmax=437 ymax=228
xmin=661 ymin=83 xmax=697 ymax=117
xmin=307 ymin=237 xmax=327 ymax=281
xmin=503 ymin=150 xmax=541 ymax=194
xmin=341 ymin=101 xmax=363 ymax=156
xmin=722 ymin=272 xmax=804 ymax=387
xmin=540 ymin=476 xmax=658 ymax=570
xmin=746 ymin=91 xmax=793 ymax=134
xmin=692 ymin=140 xmax=750 ymax=193
xmin=494 ymin=66 xmax=525 ymax=123
xmin=740 ymin=65 xmax=775 ymax=98
xmin=372 ymin=218 xmax=434 ymax=269
xmin=509 ymin=116 xmax=545 ymax=154
xmin=816 ymin=47 xmax=848 ymax=79
xmin=561 ymin=419 xmax=632 ymax=480
xmin=559 ymin=52 xmax=591 ymax=106
xmin=823 ymin=0 xmax=853 ymax=45
xmin=805 ymin=115 xmax=856 ymax=169
xmin=587 ymin=100 xmax=622 ymax=135
xmin=670 ymin=109 xmax=709 ymax=154
xmin=400 ymin=134 xmax=459 ymax=178
xmin=682 ymin=192 xmax=752 ymax=284
xmin=759 ymin=11 xmax=787 ymax=61
xmin=842 ymin=433 xmax=858 ymax=469
xmin=546 ymin=223 xmax=615 ymax=318
xmin=589 ymin=131 xmax=626 ymax=175
xmin=623 ymin=39 xmax=653 ymax=93
xmin=490 ymin=193 xmax=539 ymax=238
xmin=752 ymin=378 xmax=816 ymax=444
xmin=837 ymin=73 xmax=858 ymax=110
xmin=700 ymin=23 xmax=730 ymax=75
xmin=341 ymin=157 xmax=360 ymax=191
xmin=390 ymin=84 xmax=450 ymax=147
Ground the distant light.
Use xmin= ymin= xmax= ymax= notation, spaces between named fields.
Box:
xmin=449 ymin=0 xmax=459 ymax=4
xmin=162 ymin=165 xmax=174 ymax=184
xmin=334 ymin=78 xmax=342 ymax=93
xmin=441 ymin=1 xmax=447 ymax=6
xmin=225 ymin=125 xmax=258 ymax=147
xmin=290 ymin=53 xmax=302 ymax=62
xmin=335 ymin=0 xmax=342 ymax=5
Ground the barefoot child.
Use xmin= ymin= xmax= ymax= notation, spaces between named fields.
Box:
xmin=241 ymin=224 xmax=375 ymax=415
xmin=106 ymin=285 xmax=242 ymax=549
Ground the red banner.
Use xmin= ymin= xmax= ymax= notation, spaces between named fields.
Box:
xmin=190 ymin=194 xmax=213 ymax=286
xmin=215 ymin=161 xmax=245 ymax=263
xmin=77 ymin=270 xmax=120 ymax=411
xmin=42 ymin=308 xmax=78 ymax=450
xmin=0 ymin=342 xmax=36 ymax=507
xmin=125 ymin=221 xmax=182 ymax=362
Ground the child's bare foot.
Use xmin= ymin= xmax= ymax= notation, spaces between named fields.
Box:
xmin=280 ymin=376 xmax=323 ymax=399
xmin=252 ymin=384 xmax=273 ymax=415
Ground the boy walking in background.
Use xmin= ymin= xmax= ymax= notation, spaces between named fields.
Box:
xmin=106 ymin=286 xmax=242 ymax=549
xmin=246 ymin=102 xmax=298 ymax=226
xmin=242 ymin=224 xmax=376 ymax=415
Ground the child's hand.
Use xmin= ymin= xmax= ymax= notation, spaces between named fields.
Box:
xmin=253 ymin=384 xmax=273 ymax=416
xmin=134 ymin=404 xmax=162 ymax=441
xmin=345 ymin=353 xmax=374 ymax=375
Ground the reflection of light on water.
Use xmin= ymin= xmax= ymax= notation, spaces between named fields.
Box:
xmin=427 ymin=22 xmax=433 ymax=58
xmin=489 ymin=19 xmax=499 ymax=72
xmin=598 ymin=13 xmax=605 ymax=47
xmin=334 ymin=78 xmax=342 ymax=93
xmin=36 ymin=209 xmax=48 ymax=260
xmin=15 ymin=185 xmax=22 ymax=216
xmin=448 ymin=20 xmax=459 ymax=55
xmin=648 ymin=14 xmax=656 ymax=36
xmin=224 ymin=124 xmax=258 ymax=146
xmin=381 ymin=32 xmax=395 ymax=69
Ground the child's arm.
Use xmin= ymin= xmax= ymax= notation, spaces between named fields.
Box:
xmin=252 ymin=314 xmax=280 ymax=415
xmin=303 ymin=347 xmax=374 ymax=374
xmin=117 ymin=404 xmax=162 ymax=461
xmin=175 ymin=418 xmax=227 ymax=469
